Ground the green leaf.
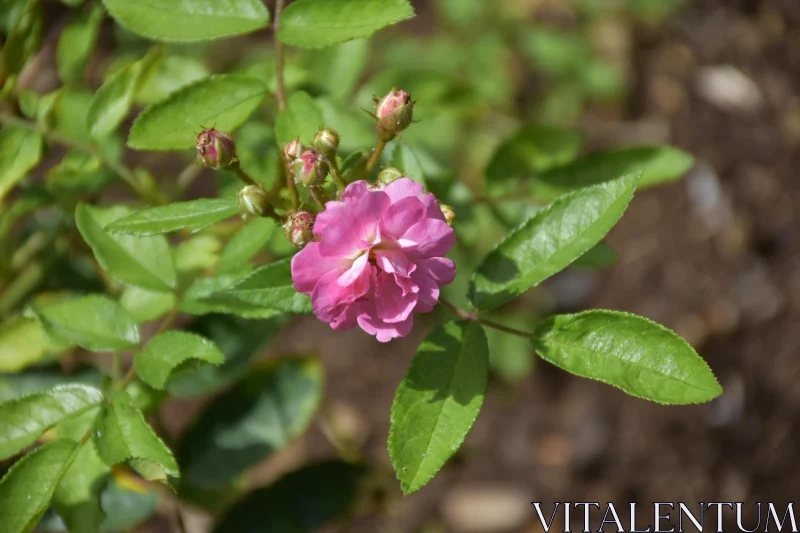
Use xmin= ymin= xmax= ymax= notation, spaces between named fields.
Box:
xmin=0 ymin=439 xmax=78 ymax=533
xmin=274 ymin=91 xmax=323 ymax=144
xmin=93 ymin=391 xmax=179 ymax=486
xmin=32 ymin=295 xmax=140 ymax=352
xmin=0 ymin=317 xmax=63 ymax=373
xmin=56 ymin=5 xmax=103 ymax=84
xmin=102 ymin=0 xmax=269 ymax=42
xmin=76 ymin=204 xmax=177 ymax=291
xmin=166 ymin=315 xmax=287 ymax=397
xmin=572 ymin=241 xmax=619 ymax=269
xmin=389 ymin=141 xmax=426 ymax=187
xmin=486 ymin=123 xmax=582 ymax=181
xmin=389 ymin=321 xmax=488 ymax=495
xmin=469 ymin=172 xmax=640 ymax=311
xmin=120 ymin=287 xmax=176 ymax=323
xmin=0 ymin=126 xmax=43 ymax=201
xmin=179 ymin=357 xmax=322 ymax=488
xmin=87 ymin=47 xmax=162 ymax=138
xmin=532 ymin=146 xmax=695 ymax=202
xmin=180 ymin=269 xmax=281 ymax=318
xmin=134 ymin=331 xmax=224 ymax=390
xmin=0 ymin=384 xmax=104 ymax=460
xmin=53 ymin=440 xmax=110 ymax=533
xmin=213 ymin=462 xmax=363 ymax=533
xmin=532 ymin=310 xmax=723 ymax=404
xmin=278 ymin=0 xmax=414 ymax=48
xmin=104 ymin=198 xmax=240 ymax=236
xmin=128 ymin=75 xmax=267 ymax=150
xmin=226 ymin=259 xmax=313 ymax=314
xmin=136 ymin=55 xmax=209 ymax=105
xmin=173 ymin=235 xmax=221 ymax=276
xmin=217 ymin=218 xmax=275 ymax=274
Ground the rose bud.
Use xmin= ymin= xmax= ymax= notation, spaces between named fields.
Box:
xmin=196 ymin=128 xmax=236 ymax=169
xmin=237 ymin=185 xmax=271 ymax=217
xmin=282 ymin=210 xmax=315 ymax=248
xmin=374 ymin=89 xmax=413 ymax=138
xmin=312 ymin=128 xmax=340 ymax=159
xmin=291 ymin=149 xmax=329 ymax=186
xmin=283 ymin=139 xmax=304 ymax=161
xmin=440 ymin=203 xmax=456 ymax=226
xmin=376 ymin=167 xmax=404 ymax=185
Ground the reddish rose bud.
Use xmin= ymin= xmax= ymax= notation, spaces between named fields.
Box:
xmin=312 ymin=128 xmax=340 ymax=159
xmin=440 ymin=203 xmax=456 ymax=226
xmin=196 ymin=128 xmax=236 ymax=169
xmin=374 ymin=89 xmax=413 ymax=138
xmin=237 ymin=185 xmax=270 ymax=217
xmin=291 ymin=149 xmax=329 ymax=186
xmin=376 ymin=167 xmax=404 ymax=185
xmin=283 ymin=139 xmax=304 ymax=161
xmin=283 ymin=210 xmax=315 ymax=248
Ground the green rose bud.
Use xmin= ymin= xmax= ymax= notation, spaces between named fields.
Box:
xmin=377 ymin=167 xmax=405 ymax=185
xmin=440 ymin=203 xmax=456 ymax=226
xmin=283 ymin=139 xmax=304 ymax=161
xmin=312 ymin=128 xmax=340 ymax=159
xmin=196 ymin=128 xmax=236 ymax=169
xmin=374 ymin=89 xmax=414 ymax=139
xmin=282 ymin=210 xmax=315 ymax=248
xmin=237 ymin=185 xmax=270 ymax=218
xmin=291 ymin=149 xmax=329 ymax=186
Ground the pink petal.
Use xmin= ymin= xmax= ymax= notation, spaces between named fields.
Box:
xmin=374 ymin=272 xmax=418 ymax=323
xmin=291 ymin=242 xmax=348 ymax=294
xmin=311 ymin=268 xmax=372 ymax=325
xmin=373 ymin=248 xmax=415 ymax=278
xmin=383 ymin=178 xmax=446 ymax=221
xmin=380 ymin=196 xmax=425 ymax=238
xmin=319 ymin=189 xmax=390 ymax=257
xmin=398 ymin=219 xmax=456 ymax=258
xmin=357 ymin=312 xmax=414 ymax=342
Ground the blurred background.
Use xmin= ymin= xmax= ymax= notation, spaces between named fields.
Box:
xmin=7 ymin=0 xmax=800 ymax=531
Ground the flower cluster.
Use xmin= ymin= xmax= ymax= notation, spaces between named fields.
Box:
xmin=291 ymin=178 xmax=456 ymax=342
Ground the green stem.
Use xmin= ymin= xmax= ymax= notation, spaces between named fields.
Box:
xmin=328 ymin=157 xmax=346 ymax=192
xmin=0 ymin=112 xmax=162 ymax=204
xmin=273 ymin=0 xmax=287 ymax=111
xmin=308 ymin=185 xmax=327 ymax=208
xmin=439 ymin=298 xmax=534 ymax=339
xmin=363 ymin=137 xmax=388 ymax=179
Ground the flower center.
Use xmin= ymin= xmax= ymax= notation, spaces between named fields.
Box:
xmin=368 ymin=249 xmax=382 ymax=273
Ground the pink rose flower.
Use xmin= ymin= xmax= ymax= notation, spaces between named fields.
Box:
xmin=291 ymin=178 xmax=456 ymax=342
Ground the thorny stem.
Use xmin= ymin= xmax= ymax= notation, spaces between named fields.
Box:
xmin=363 ymin=137 xmax=388 ymax=179
xmin=0 ymin=112 xmax=163 ymax=204
xmin=439 ymin=298 xmax=534 ymax=339
xmin=273 ymin=0 xmax=287 ymax=111
xmin=328 ymin=157 xmax=346 ymax=192
xmin=308 ymin=185 xmax=327 ymax=208
xmin=230 ymin=161 xmax=258 ymax=187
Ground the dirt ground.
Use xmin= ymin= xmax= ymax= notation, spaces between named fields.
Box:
xmin=146 ymin=1 xmax=800 ymax=532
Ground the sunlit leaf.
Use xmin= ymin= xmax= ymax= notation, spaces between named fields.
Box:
xmin=93 ymin=391 xmax=179 ymax=487
xmin=389 ymin=321 xmax=488 ymax=494
xmin=226 ymin=259 xmax=312 ymax=314
xmin=76 ymin=204 xmax=177 ymax=291
xmin=32 ymin=295 xmax=140 ymax=352
xmin=469 ymin=172 xmax=639 ymax=311
xmin=532 ymin=310 xmax=723 ymax=404
xmin=128 ymin=75 xmax=268 ymax=150
xmin=0 ymin=384 xmax=104 ymax=460
xmin=0 ymin=440 xmax=78 ymax=533
xmin=102 ymin=0 xmax=270 ymax=42
xmin=0 ymin=126 xmax=43 ymax=201
xmin=104 ymin=198 xmax=240 ymax=236
xmin=134 ymin=331 xmax=224 ymax=390
xmin=278 ymin=0 xmax=414 ymax=49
